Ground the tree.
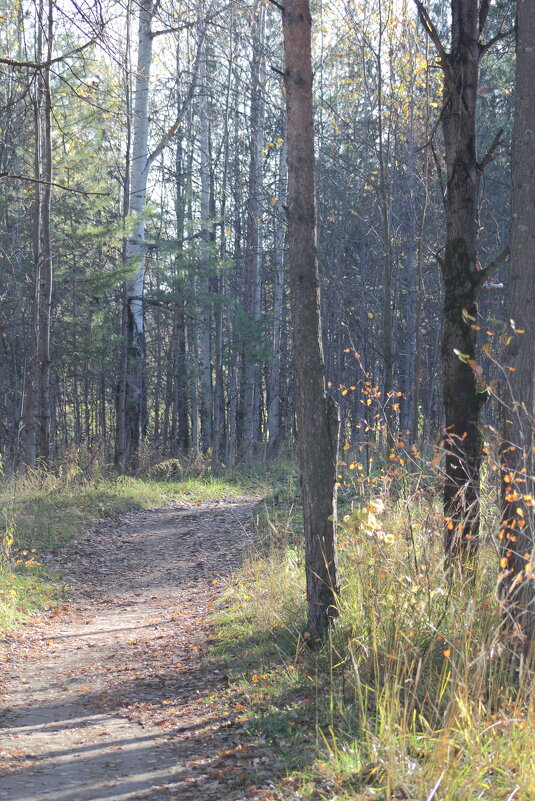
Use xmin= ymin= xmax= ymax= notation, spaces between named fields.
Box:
xmin=280 ymin=0 xmax=340 ymax=638
xmin=21 ymin=0 xmax=54 ymax=467
xmin=116 ymin=1 xmax=208 ymax=469
xmin=499 ymin=0 xmax=535 ymax=655
xmin=414 ymin=0 xmax=510 ymax=573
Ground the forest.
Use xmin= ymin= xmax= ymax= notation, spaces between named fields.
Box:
xmin=0 ymin=0 xmax=534 ymax=800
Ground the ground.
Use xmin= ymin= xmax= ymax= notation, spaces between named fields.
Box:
xmin=0 ymin=498 xmax=282 ymax=801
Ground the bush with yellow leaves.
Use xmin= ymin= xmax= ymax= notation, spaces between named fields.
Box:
xmin=341 ymin=497 xmax=395 ymax=545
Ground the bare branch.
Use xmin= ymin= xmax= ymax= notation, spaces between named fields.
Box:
xmin=480 ymin=27 xmax=515 ymax=58
xmin=0 ymin=172 xmax=109 ymax=196
xmin=0 ymin=36 xmax=99 ymax=70
xmin=266 ymin=0 xmax=284 ymax=12
xmin=145 ymin=19 xmax=208 ymax=169
xmin=477 ymin=128 xmax=504 ymax=174
xmin=150 ymin=21 xmax=196 ymax=39
xmin=474 ymin=246 xmax=510 ymax=296
xmin=412 ymin=0 xmax=455 ymax=93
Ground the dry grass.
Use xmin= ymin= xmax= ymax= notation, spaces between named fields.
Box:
xmin=210 ymin=467 xmax=535 ymax=801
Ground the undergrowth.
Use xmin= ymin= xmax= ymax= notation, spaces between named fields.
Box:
xmin=210 ymin=466 xmax=535 ymax=801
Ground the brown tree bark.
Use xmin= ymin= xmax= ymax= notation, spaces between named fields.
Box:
xmin=282 ymin=0 xmax=340 ymax=639
xmin=38 ymin=0 xmax=54 ymax=463
xmin=414 ymin=0 xmax=506 ymax=573
xmin=500 ymin=0 xmax=535 ymax=656
xmin=440 ymin=0 xmax=482 ymax=573
xmin=241 ymin=4 xmax=266 ymax=460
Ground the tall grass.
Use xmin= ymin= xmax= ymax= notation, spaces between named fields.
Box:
xmin=211 ymin=467 xmax=535 ymax=801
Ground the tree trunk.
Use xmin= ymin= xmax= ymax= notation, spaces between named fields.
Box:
xmin=415 ymin=0 xmax=495 ymax=572
xmin=115 ymin=0 xmax=132 ymax=471
xmin=282 ymin=0 xmax=340 ymax=639
xmin=267 ymin=135 xmax=287 ymax=458
xmin=499 ymin=0 xmax=535 ymax=655
xmin=440 ymin=0 xmax=483 ymax=572
xmin=198 ymin=37 xmax=213 ymax=455
xmin=38 ymin=0 xmax=54 ymax=463
xmin=241 ymin=5 xmax=266 ymax=460
xmin=122 ymin=0 xmax=154 ymax=469
xmin=22 ymin=2 xmax=46 ymax=470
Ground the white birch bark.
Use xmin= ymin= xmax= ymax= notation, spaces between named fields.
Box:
xmin=121 ymin=1 xmax=209 ymax=465
xmin=122 ymin=0 xmax=154 ymax=464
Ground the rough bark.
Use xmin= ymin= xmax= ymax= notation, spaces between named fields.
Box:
xmin=38 ymin=0 xmax=53 ymax=463
xmin=267 ymin=136 xmax=287 ymax=459
xmin=198 ymin=37 xmax=213 ymax=454
xmin=499 ymin=0 xmax=535 ymax=655
xmin=282 ymin=0 xmax=340 ymax=638
xmin=23 ymin=87 xmax=41 ymax=469
xmin=415 ymin=0 xmax=493 ymax=572
xmin=440 ymin=0 xmax=483 ymax=572
xmin=241 ymin=5 xmax=266 ymax=460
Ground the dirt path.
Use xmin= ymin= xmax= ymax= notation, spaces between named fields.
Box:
xmin=0 ymin=499 xmax=279 ymax=801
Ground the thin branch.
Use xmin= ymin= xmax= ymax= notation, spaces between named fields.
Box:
xmin=412 ymin=0 xmax=455 ymax=93
xmin=0 ymin=172 xmax=109 ymax=196
xmin=0 ymin=36 xmax=99 ymax=70
xmin=145 ymin=18 xmax=208 ymax=170
xmin=150 ymin=21 xmax=196 ymax=39
xmin=474 ymin=246 xmax=510 ymax=296
xmin=266 ymin=0 xmax=284 ymax=12
xmin=416 ymin=104 xmax=443 ymax=152
xmin=480 ymin=28 xmax=515 ymax=58
xmin=477 ymin=128 xmax=504 ymax=174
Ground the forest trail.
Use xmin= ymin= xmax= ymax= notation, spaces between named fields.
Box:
xmin=0 ymin=498 xmax=276 ymax=801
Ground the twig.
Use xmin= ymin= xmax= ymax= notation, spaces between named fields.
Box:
xmin=425 ymin=771 xmax=445 ymax=801
xmin=474 ymin=246 xmax=510 ymax=296
xmin=0 ymin=37 xmax=99 ymax=70
xmin=477 ymin=128 xmax=504 ymax=174
xmin=412 ymin=0 xmax=455 ymax=95
xmin=0 ymin=172 xmax=109 ymax=196
xmin=480 ymin=28 xmax=515 ymax=58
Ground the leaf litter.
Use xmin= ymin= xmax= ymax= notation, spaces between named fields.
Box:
xmin=0 ymin=497 xmax=284 ymax=801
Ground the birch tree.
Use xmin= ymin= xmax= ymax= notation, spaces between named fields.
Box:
xmin=117 ymin=1 xmax=208 ymax=468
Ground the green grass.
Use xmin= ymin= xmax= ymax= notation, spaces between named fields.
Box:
xmin=0 ymin=460 xmax=284 ymax=631
xmin=0 ymin=567 xmax=58 ymax=629
xmin=208 ymin=478 xmax=535 ymax=801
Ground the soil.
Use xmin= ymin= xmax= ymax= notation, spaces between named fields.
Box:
xmin=0 ymin=498 xmax=283 ymax=801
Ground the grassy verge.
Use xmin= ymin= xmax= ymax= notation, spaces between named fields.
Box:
xmin=209 ymin=480 xmax=535 ymax=801
xmin=0 ymin=460 xmax=286 ymax=631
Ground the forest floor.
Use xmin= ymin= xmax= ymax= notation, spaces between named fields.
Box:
xmin=0 ymin=497 xmax=285 ymax=801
